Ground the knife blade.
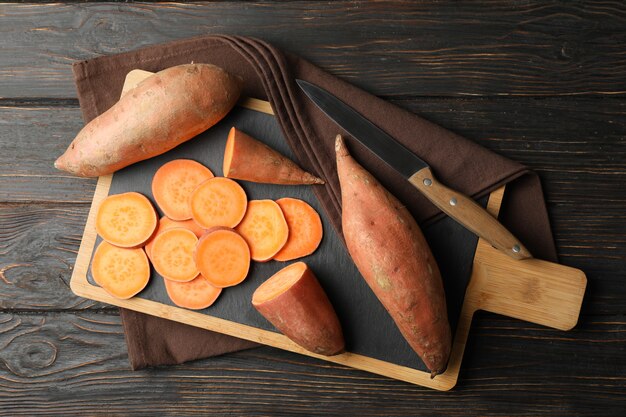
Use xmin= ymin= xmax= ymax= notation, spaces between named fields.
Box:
xmin=297 ymin=79 xmax=532 ymax=260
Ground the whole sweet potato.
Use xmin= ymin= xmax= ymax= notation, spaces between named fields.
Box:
xmin=335 ymin=135 xmax=451 ymax=376
xmin=55 ymin=63 xmax=242 ymax=177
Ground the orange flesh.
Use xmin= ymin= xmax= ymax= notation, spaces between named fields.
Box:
xmin=195 ymin=229 xmax=250 ymax=288
xmin=152 ymin=159 xmax=214 ymax=220
xmin=151 ymin=228 xmax=199 ymax=282
xmin=91 ymin=241 xmax=150 ymax=299
xmin=145 ymin=216 xmax=206 ymax=260
xmin=190 ymin=177 xmax=248 ymax=229
xmin=273 ymin=198 xmax=323 ymax=261
xmin=163 ymin=274 xmax=222 ymax=310
xmin=235 ymin=200 xmax=289 ymax=261
xmin=252 ymin=261 xmax=307 ymax=304
xmin=95 ymin=192 xmax=157 ymax=248
xmin=222 ymin=127 xmax=235 ymax=176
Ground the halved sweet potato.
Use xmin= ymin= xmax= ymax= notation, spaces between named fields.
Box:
xmin=252 ymin=262 xmax=344 ymax=356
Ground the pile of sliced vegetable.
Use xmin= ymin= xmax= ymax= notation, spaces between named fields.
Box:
xmin=91 ymin=131 xmax=324 ymax=313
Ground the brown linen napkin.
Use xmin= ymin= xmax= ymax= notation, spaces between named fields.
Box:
xmin=73 ymin=35 xmax=558 ymax=370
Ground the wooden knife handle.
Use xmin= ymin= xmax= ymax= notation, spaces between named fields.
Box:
xmin=409 ymin=166 xmax=532 ymax=260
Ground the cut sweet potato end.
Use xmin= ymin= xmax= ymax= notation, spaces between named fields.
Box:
xmin=190 ymin=177 xmax=248 ymax=229
xmin=163 ymin=274 xmax=222 ymax=310
xmin=235 ymin=200 xmax=289 ymax=262
xmin=273 ymin=198 xmax=323 ymax=261
xmin=195 ymin=229 xmax=250 ymax=288
xmin=95 ymin=192 xmax=157 ymax=248
xmin=152 ymin=159 xmax=214 ymax=221
xmin=151 ymin=228 xmax=199 ymax=282
xmin=91 ymin=241 xmax=150 ymax=299
xmin=252 ymin=261 xmax=307 ymax=305
xmin=145 ymin=216 xmax=206 ymax=260
xmin=222 ymin=127 xmax=236 ymax=177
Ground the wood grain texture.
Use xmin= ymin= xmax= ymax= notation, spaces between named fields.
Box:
xmin=0 ymin=311 xmax=623 ymax=416
xmin=1 ymin=1 xmax=625 ymax=98
xmin=0 ymin=106 xmax=96 ymax=203
xmin=0 ymin=204 xmax=107 ymax=310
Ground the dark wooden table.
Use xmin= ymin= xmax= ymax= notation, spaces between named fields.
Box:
xmin=1 ymin=1 xmax=625 ymax=415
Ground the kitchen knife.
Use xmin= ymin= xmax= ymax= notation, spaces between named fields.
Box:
xmin=297 ymin=79 xmax=532 ymax=261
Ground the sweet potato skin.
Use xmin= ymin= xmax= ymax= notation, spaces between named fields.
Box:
xmin=335 ymin=135 xmax=451 ymax=376
xmin=252 ymin=263 xmax=344 ymax=356
xmin=55 ymin=64 xmax=242 ymax=177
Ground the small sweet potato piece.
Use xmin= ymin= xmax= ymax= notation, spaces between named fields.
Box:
xmin=152 ymin=159 xmax=214 ymax=220
xmin=91 ymin=241 xmax=150 ymax=299
xmin=273 ymin=198 xmax=323 ymax=261
xmin=95 ymin=192 xmax=157 ymax=248
xmin=235 ymin=200 xmax=289 ymax=261
xmin=55 ymin=63 xmax=242 ymax=177
xmin=194 ymin=228 xmax=250 ymax=288
xmin=336 ymin=135 xmax=451 ymax=377
xmin=190 ymin=177 xmax=248 ymax=229
xmin=144 ymin=216 xmax=206 ymax=261
xmin=223 ymin=127 xmax=324 ymax=185
xmin=252 ymin=262 xmax=344 ymax=356
xmin=151 ymin=228 xmax=199 ymax=282
xmin=164 ymin=275 xmax=222 ymax=310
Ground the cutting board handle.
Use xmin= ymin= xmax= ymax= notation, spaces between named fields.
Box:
xmin=464 ymin=186 xmax=587 ymax=330
xmin=470 ymin=242 xmax=586 ymax=330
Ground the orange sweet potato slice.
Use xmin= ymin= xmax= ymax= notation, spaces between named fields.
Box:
xmin=95 ymin=192 xmax=157 ymax=248
xmin=91 ymin=241 xmax=150 ymax=299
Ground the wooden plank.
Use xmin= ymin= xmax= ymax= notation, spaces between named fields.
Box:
xmin=1 ymin=1 xmax=625 ymax=98
xmin=0 ymin=311 xmax=623 ymax=416
xmin=0 ymin=203 xmax=107 ymax=311
xmin=0 ymin=105 xmax=96 ymax=203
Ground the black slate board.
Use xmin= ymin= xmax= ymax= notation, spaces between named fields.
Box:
xmin=88 ymin=106 xmax=481 ymax=372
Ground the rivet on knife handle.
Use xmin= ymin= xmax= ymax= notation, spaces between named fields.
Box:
xmin=409 ymin=167 xmax=532 ymax=261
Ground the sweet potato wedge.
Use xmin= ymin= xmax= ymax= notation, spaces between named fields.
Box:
xmin=55 ymin=64 xmax=242 ymax=177
xmin=223 ymin=127 xmax=324 ymax=185
xmin=335 ymin=135 xmax=451 ymax=377
xmin=252 ymin=262 xmax=344 ymax=356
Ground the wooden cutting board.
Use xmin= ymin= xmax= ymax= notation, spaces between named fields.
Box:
xmin=70 ymin=70 xmax=586 ymax=390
